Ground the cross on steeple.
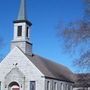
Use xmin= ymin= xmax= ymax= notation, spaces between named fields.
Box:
xmin=18 ymin=0 xmax=26 ymax=20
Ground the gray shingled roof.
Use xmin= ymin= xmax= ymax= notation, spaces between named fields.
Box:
xmin=26 ymin=54 xmax=74 ymax=82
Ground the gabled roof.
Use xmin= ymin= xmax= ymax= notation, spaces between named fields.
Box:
xmin=26 ymin=54 xmax=74 ymax=82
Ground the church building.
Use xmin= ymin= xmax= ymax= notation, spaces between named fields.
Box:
xmin=0 ymin=0 xmax=75 ymax=90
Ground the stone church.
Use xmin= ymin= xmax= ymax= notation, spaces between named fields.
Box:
xmin=1 ymin=0 xmax=89 ymax=90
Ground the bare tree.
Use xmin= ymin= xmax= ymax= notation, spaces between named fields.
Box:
xmin=57 ymin=0 xmax=90 ymax=72
xmin=58 ymin=21 xmax=90 ymax=72
xmin=73 ymin=73 xmax=90 ymax=89
xmin=57 ymin=0 xmax=90 ymax=88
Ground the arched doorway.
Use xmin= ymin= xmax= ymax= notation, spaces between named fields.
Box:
xmin=8 ymin=82 xmax=20 ymax=90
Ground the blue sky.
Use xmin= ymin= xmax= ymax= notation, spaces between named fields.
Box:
xmin=0 ymin=0 xmax=83 ymax=72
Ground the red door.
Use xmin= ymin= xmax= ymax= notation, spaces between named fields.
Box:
xmin=12 ymin=88 xmax=19 ymax=90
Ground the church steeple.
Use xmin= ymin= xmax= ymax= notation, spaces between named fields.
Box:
xmin=11 ymin=0 xmax=32 ymax=55
xmin=17 ymin=0 xmax=26 ymax=20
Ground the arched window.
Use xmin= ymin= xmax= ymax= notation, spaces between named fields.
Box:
xmin=61 ymin=83 xmax=64 ymax=90
xmin=47 ymin=81 xmax=50 ymax=90
xmin=54 ymin=82 xmax=57 ymax=90
xmin=60 ymin=83 xmax=62 ymax=90
xmin=8 ymin=82 xmax=20 ymax=90
xmin=64 ymin=84 xmax=68 ymax=90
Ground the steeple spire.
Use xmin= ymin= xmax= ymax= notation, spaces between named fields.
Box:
xmin=18 ymin=0 xmax=26 ymax=20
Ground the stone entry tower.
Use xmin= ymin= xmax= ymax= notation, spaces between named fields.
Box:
xmin=11 ymin=0 xmax=32 ymax=55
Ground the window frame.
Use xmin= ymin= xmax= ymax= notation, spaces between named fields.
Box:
xmin=26 ymin=27 xmax=29 ymax=37
xmin=54 ymin=82 xmax=57 ymax=90
xmin=30 ymin=81 xmax=36 ymax=90
xmin=60 ymin=83 xmax=62 ymax=90
xmin=47 ymin=81 xmax=50 ymax=90
xmin=17 ymin=26 xmax=22 ymax=37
